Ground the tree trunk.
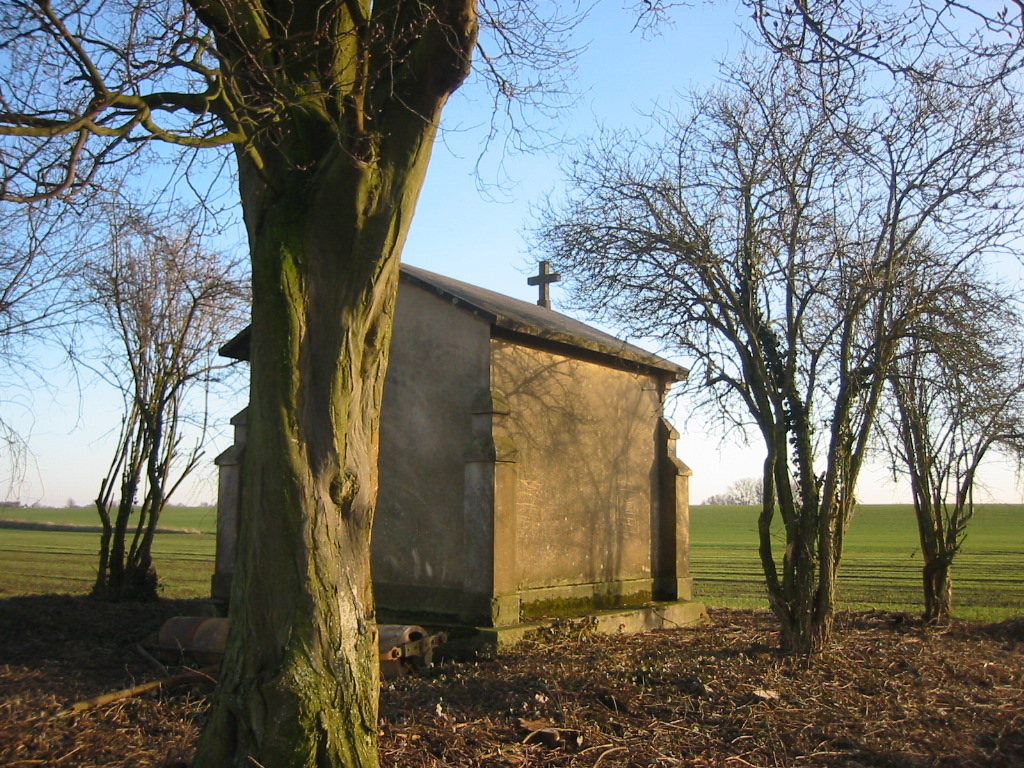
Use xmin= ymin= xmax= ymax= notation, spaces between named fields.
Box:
xmin=922 ymin=558 xmax=953 ymax=624
xmin=761 ymin=444 xmax=836 ymax=655
xmin=190 ymin=1 xmax=476 ymax=760
xmin=762 ymin=468 xmax=857 ymax=654
xmin=125 ymin=495 xmax=163 ymax=600
xmin=93 ymin=500 xmax=112 ymax=596
xmin=195 ymin=127 xmax=445 ymax=768
xmin=95 ymin=485 xmax=162 ymax=600
xmin=912 ymin=494 xmax=954 ymax=624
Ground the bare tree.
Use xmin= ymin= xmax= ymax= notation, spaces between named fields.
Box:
xmin=0 ymin=0 xmax=672 ymax=762
xmin=534 ymin=57 xmax=1024 ymax=653
xmin=0 ymin=204 xmax=83 ymax=349
xmin=81 ymin=204 xmax=246 ymax=600
xmin=880 ymin=273 xmax=1024 ymax=623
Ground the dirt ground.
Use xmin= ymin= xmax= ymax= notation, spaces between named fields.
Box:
xmin=1 ymin=595 xmax=1021 ymax=767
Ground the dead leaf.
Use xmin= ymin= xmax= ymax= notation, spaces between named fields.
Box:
xmin=524 ymin=728 xmax=582 ymax=750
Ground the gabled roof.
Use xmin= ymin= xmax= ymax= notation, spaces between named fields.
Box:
xmin=401 ymin=265 xmax=686 ymax=379
xmin=220 ymin=264 xmax=687 ymax=380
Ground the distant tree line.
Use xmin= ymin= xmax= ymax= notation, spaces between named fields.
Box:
xmin=703 ymin=477 xmax=764 ymax=506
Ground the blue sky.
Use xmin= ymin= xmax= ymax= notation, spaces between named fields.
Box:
xmin=8 ymin=1 xmax=1023 ymax=507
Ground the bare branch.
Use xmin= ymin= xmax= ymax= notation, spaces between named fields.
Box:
xmin=744 ymin=0 xmax=1024 ymax=88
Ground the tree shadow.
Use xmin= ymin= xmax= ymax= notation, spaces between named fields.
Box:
xmin=491 ymin=339 xmax=667 ymax=599
xmin=0 ymin=593 xmax=200 ymax=680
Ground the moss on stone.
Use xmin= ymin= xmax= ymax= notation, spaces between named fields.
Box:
xmin=519 ymin=589 xmax=654 ymax=620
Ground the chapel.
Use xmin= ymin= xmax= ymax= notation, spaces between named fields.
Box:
xmin=211 ymin=264 xmax=705 ymax=641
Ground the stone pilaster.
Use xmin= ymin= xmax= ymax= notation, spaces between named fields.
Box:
xmin=461 ymin=389 xmax=520 ymax=626
xmin=653 ymin=416 xmax=694 ymax=601
xmin=211 ymin=408 xmax=247 ymax=604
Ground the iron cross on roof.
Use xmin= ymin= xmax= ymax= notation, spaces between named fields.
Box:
xmin=527 ymin=260 xmax=561 ymax=309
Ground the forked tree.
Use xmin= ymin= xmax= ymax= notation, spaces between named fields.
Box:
xmin=881 ymin=279 xmax=1024 ymax=623
xmin=0 ymin=0 xmax=643 ymax=762
xmin=0 ymin=1 xmax=478 ymax=762
xmin=84 ymin=206 xmax=246 ymax=600
xmin=534 ymin=57 xmax=1024 ymax=653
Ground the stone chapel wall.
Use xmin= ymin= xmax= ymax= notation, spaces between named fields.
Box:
xmin=372 ymin=285 xmax=491 ymax=616
xmin=490 ymin=338 xmax=663 ymax=614
xmin=213 ymin=268 xmax=698 ymax=630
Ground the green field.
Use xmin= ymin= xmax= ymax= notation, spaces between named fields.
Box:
xmin=0 ymin=504 xmax=217 ymax=533
xmin=0 ymin=506 xmax=217 ymax=599
xmin=691 ymin=503 xmax=1024 ymax=621
xmin=1 ymin=504 xmax=1021 ymax=621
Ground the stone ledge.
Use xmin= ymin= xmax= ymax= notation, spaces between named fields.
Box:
xmin=461 ymin=600 xmax=709 ymax=651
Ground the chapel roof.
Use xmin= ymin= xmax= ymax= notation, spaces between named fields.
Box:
xmin=220 ymin=264 xmax=687 ymax=380
xmin=401 ymin=264 xmax=685 ymax=378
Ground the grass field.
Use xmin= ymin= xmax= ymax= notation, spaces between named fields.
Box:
xmin=0 ymin=504 xmax=1021 ymax=620
xmin=691 ymin=503 xmax=1024 ymax=621
xmin=0 ymin=506 xmax=217 ymax=599
xmin=0 ymin=504 xmax=217 ymax=533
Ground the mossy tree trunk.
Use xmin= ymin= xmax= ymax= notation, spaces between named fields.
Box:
xmin=197 ymin=177 xmax=397 ymax=767
xmin=0 ymin=0 xmax=475 ymax=755
xmin=756 ymin=385 xmax=878 ymax=655
xmin=191 ymin=0 xmax=477 ymax=765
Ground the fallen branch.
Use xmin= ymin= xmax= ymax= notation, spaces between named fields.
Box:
xmin=60 ymin=665 xmax=219 ymax=716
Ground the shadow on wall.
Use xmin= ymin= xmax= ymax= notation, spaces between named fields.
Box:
xmin=491 ymin=340 xmax=665 ymax=592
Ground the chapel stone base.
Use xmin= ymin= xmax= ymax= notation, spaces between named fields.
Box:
xmin=479 ymin=598 xmax=709 ymax=650
xmin=379 ymin=598 xmax=708 ymax=653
